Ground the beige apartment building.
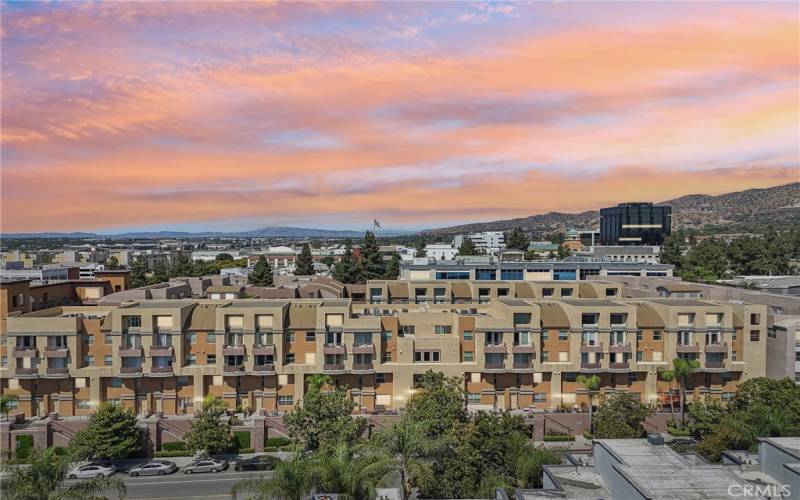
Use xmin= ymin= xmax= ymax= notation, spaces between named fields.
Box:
xmin=0 ymin=280 xmax=773 ymax=418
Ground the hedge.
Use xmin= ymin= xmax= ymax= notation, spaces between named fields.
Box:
xmin=667 ymin=428 xmax=692 ymax=437
xmin=233 ymin=431 xmax=251 ymax=450
xmin=583 ymin=431 xmax=594 ymax=440
xmin=238 ymin=448 xmax=255 ymax=454
xmin=543 ymin=434 xmax=576 ymax=442
xmin=15 ymin=435 xmax=34 ymax=460
xmin=155 ymin=450 xmax=192 ymax=458
xmin=264 ymin=437 xmax=291 ymax=448
xmin=162 ymin=441 xmax=187 ymax=452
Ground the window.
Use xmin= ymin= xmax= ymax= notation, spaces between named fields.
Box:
xmin=434 ymin=325 xmax=452 ymax=335
xmin=636 ymin=351 xmax=643 ymax=361
xmin=77 ymin=400 xmax=91 ymax=410
xmin=381 ymin=331 xmax=392 ymax=342
xmin=84 ymin=335 xmax=94 ymax=345
xmin=732 ymin=331 xmax=737 ymax=341
xmin=628 ymin=373 xmax=637 ymax=384
xmin=400 ymin=325 xmax=415 ymax=336
xmin=206 ymin=354 xmax=216 ymax=365
xmin=541 ymin=351 xmax=549 ymax=362
xmin=177 ymin=376 xmax=190 ymax=387
xmin=605 ymin=288 xmax=618 ymax=297
xmin=305 ymin=332 xmax=315 ymax=342
xmin=542 ymin=331 xmax=549 ymax=341
xmin=486 ymin=332 xmax=503 ymax=345
xmin=109 ymin=377 xmax=122 ymax=388
xmin=636 ymin=331 xmax=643 ymax=341
xmin=732 ymin=351 xmax=738 ymax=361
xmin=563 ymin=372 xmax=576 ymax=382
xmin=278 ymin=395 xmax=293 ymax=406
xmin=467 ymin=393 xmax=481 ymax=404
xmin=750 ymin=330 xmax=760 ymax=341
xmin=186 ymin=333 xmax=196 ymax=345
xmin=376 ymin=373 xmax=386 ymax=384
xmin=285 ymin=353 xmax=295 ymax=363
xmin=286 ymin=332 xmax=295 ymax=343
xmin=497 ymin=288 xmax=509 ymax=297
xmin=750 ymin=313 xmax=760 ymax=325
xmin=560 ymin=288 xmax=573 ymax=297
xmin=125 ymin=316 xmax=142 ymax=328
xmin=104 ymin=355 xmax=113 ymax=366
xmin=534 ymin=393 xmax=547 ymax=403
xmin=463 ymin=351 xmax=474 ymax=362
xmin=463 ymin=331 xmax=474 ymax=341
xmin=105 ymin=334 xmax=113 ymax=344
xmin=542 ymin=288 xmax=554 ymax=297
xmin=500 ymin=269 xmax=523 ymax=280
xmin=206 ymin=333 xmax=216 ymax=343
xmin=515 ymin=331 xmax=531 ymax=345
xmin=84 ymin=356 xmax=94 ymax=366
xmin=475 ymin=269 xmax=496 ymax=280
xmin=558 ymin=331 xmax=568 ymax=341
xmin=414 ymin=350 xmax=440 ymax=363
xmin=381 ymin=352 xmax=392 ymax=363
xmin=185 ymin=354 xmax=196 ymax=365
xmin=652 ymin=331 xmax=662 ymax=341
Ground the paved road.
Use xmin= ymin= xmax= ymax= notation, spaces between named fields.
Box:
xmin=66 ymin=469 xmax=274 ymax=499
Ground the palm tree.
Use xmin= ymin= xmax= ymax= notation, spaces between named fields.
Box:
xmin=0 ymin=448 xmax=126 ymax=500
xmin=1 ymin=394 xmax=17 ymax=420
xmin=576 ymin=374 xmax=601 ymax=433
xmin=370 ymin=419 xmax=437 ymax=499
xmin=231 ymin=450 xmax=316 ymax=500
xmin=672 ymin=358 xmax=700 ymax=428
xmin=310 ymin=441 xmax=394 ymax=500
xmin=305 ymin=374 xmax=332 ymax=393
xmin=658 ymin=369 xmax=676 ymax=422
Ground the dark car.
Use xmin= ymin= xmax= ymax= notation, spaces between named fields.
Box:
xmin=234 ymin=455 xmax=281 ymax=472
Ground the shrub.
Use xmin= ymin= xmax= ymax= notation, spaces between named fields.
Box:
xmin=233 ymin=431 xmax=251 ymax=450
xmin=162 ymin=441 xmax=187 ymax=452
xmin=264 ymin=437 xmax=291 ymax=447
xmin=263 ymin=446 xmax=277 ymax=452
xmin=50 ymin=446 xmax=69 ymax=456
xmin=543 ymin=434 xmax=576 ymax=442
xmin=155 ymin=449 xmax=192 ymax=457
xmin=238 ymin=448 xmax=255 ymax=454
xmin=583 ymin=431 xmax=594 ymax=440
xmin=667 ymin=427 xmax=691 ymax=437
xmin=15 ymin=435 xmax=34 ymax=460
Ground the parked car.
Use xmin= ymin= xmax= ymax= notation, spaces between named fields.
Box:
xmin=68 ymin=463 xmax=116 ymax=479
xmin=183 ymin=457 xmax=228 ymax=474
xmin=129 ymin=460 xmax=178 ymax=477
xmin=234 ymin=455 xmax=281 ymax=472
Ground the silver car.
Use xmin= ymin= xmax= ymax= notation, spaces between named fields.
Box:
xmin=128 ymin=460 xmax=178 ymax=477
xmin=68 ymin=464 xmax=116 ymax=479
xmin=183 ymin=458 xmax=228 ymax=474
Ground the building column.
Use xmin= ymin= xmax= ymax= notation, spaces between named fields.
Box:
xmin=193 ymin=374 xmax=205 ymax=407
xmin=89 ymin=376 xmax=102 ymax=406
xmin=644 ymin=368 xmax=659 ymax=407
xmin=550 ymin=371 xmax=562 ymax=409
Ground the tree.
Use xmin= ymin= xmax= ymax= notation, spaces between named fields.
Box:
xmin=322 ymin=255 xmax=335 ymax=270
xmin=215 ymin=253 xmax=234 ymax=262
xmin=457 ymin=238 xmax=478 ymax=256
xmin=171 ymin=254 xmax=193 ymax=277
xmin=129 ymin=256 xmax=148 ymax=289
xmin=295 ymin=244 xmax=315 ymax=276
xmin=332 ymin=239 xmax=362 ymax=284
xmin=658 ymin=369 xmax=676 ymax=422
xmin=505 ymin=227 xmax=529 ymax=252
xmin=384 ymin=253 xmax=401 ymax=279
xmin=70 ymin=402 xmax=141 ymax=461
xmin=672 ymin=357 xmax=700 ymax=428
xmin=1 ymin=394 xmax=17 ymax=420
xmin=658 ymin=232 xmax=686 ymax=269
xmin=687 ymin=399 xmax=725 ymax=440
xmin=148 ymin=262 xmax=169 ymax=285
xmin=231 ymin=451 xmax=316 ymax=500
xmin=1 ymin=448 xmax=126 ymax=500
xmin=311 ymin=441 xmax=394 ymax=500
xmin=248 ymin=255 xmax=274 ymax=287
xmin=556 ymin=244 xmax=571 ymax=259
xmin=360 ymin=231 xmax=386 ymax=280
xmin=593 ymin=393 xmax=652 ymax=439
xmin=371 ymin=419 xmax=437 ymax=499
xmin=105 ymin=256 xmax=119 ymax=270
xmin=184 ymin=397 xmax=235 ymax=455
xmin=284 ymin=380 xmax=367 ymax=451
xmin=577 ymin=374 xmax=601 ymax=433
xmin=404 ymin=371 xmax=467 ymax=438
xmin=414 ymin=238 xmax=427 ymax=258
xmin=683 ymin=238 xmax=728 ymax=281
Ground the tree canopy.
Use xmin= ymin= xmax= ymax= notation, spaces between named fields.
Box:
xmin=249 ymin=255 xmax=274 ymax=286
xmin=184 ymin=397 xmax=235 ymax=455
xmin=457 ymin=238 xmax=478 ymax=256
xmin=332 ymin=239 xmax=362 ymax=284
xmin=69 ymin=402 xmax=141 ymax=461
xmin=360 ymin=231 xmax=386 ymax=280
xmin=593 ymin=393 xmax=652 ymax=439
xmin=505 ymin=227 xmax=530 ymax=252
xmin=295 ymin=244 xmax=315 ymax=276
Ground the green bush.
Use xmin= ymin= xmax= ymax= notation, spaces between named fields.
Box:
xmin=667 ymin=427 xmax=692 ymax=437
xmin=543 ymin=433 xmax=576 ymax=442
xmin=233 ymin=431 xmax=251 ymax=450
xmin=15 ymin=435 xmax=34 ymax=460
xmin=582 ymin=431 xmax=593 ymax=440
xmin=264 ymin=437 xmax=291 ymax=447
xmin=155 ymin=449 xmax=192 ymax=457
xmin=162 ymin=441 xmax=187 ymax=452
xmin=238 ymin=448 xmax=255 ymax=454
xmin=263 ymin=446 xmax=277 ymax=452
xmin=50 ymin=446 xmax=69 ymax=456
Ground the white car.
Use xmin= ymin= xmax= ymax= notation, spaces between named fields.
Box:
xmin=68 ymin=463 xmax=116 ymax=479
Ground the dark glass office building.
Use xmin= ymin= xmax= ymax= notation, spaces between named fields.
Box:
xmin=599 ymin=203 xmax=672 ymax=246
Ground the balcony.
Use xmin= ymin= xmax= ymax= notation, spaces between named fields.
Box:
xmin=45 ymin=367 xmax=69 ymax=377
xmin=252 ymin=364 xmax=275 ymax=374
xmin=704 ymin=342 xmax=728 ymax=353
xmin=222 ymin=345 xmax=246 ymax=356
xmin=483 ymin=344 xmax=506 ymax=354
xmin=511 ymin=345 xmax=536 ymax=354
xmin=14 ymin=367 xmax=39 ymax=378
xmin=609 ymin=362 xmax=630 ymax=370
xmin=351 ymin=344 xmax=374 ymax=355
xmin=483 ymin=362 xmax=506 ymax=371
xmin=323 ymin=344 xmax=346 ymax=355
xmin=677 ymin=343 xmax=700 ymax=353
xmin=149 ymin=345 xmax=173 ymax=357
xmin=579 ymin=342 xmax=602 ymax=353
xmin=351 ymin=363 xmax=375 ymax=373
xmin=44 ymin=347 xmax=69 ymax=358
xmin=119 ymin=346 xmax=143 ymax=357
xmin=512 ymin=362 xmax=534 ymax=372
xmin=323 ymin=363 xmax=346 ymax=373
xmin=252 ymin=345 xmax=276 ymax=356
xmin=705 ymin=361 xmax=725 ymax=370
xmin=223 ymin=365 xmax=246 ymax=375
xmin=580 ymin=362 xmax=602 ymax=371
xmin=119 ymin=366 xmax=143 ymax=377
xmin=12 ymin=346 xmax=38 ymax=358
xmin=609 ymin=342 xmax=631 ymax=353
xmin=149 ymin=365 xmax=173 ymax=376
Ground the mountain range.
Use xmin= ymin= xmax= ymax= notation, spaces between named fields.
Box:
xmin=422 ymin=182 xmax=800 ymax=236
xmin=2 ymin=226 xmax=410 ymax=239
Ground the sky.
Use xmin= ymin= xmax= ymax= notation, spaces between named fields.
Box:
xmin=1 ymin=1 xmax=798 ymax=234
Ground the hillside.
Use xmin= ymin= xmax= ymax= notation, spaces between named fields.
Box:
xmin=423 ymin=182 xmax=800 ymax=236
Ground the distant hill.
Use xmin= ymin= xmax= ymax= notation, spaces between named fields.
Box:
xmin=3 ymin=226 xmax=411 ymax=239
xmin=423 ymin=182 xmax=800 ymax=236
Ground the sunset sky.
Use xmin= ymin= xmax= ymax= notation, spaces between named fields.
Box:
xmin=1 ymin=1 xmax=798 ymax=233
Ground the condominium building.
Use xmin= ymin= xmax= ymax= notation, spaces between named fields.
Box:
xmin=0 ymin=279 xmax=775 ymax=419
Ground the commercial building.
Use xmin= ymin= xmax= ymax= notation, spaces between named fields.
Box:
xmin=424 ymin=244 xmax=458 ymax=261
xmin=600 ymin=202 xmax=672 ymax=246
xmin=575 ymin=245 xmax=661 ymax=264
xmin=0 ymin=279 xmax=774 ymax=418
xmin=454 ymin=231 xmax=506 ymax=254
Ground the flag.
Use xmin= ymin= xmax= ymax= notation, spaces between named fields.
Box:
xmin=373 ymin=219 xmax=382 ymax=228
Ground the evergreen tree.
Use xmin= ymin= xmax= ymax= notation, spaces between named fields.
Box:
xmin=184 ymin=397 xmax=235 ymax=455
xmin=505 ymin=227 xmax=530 ymax=252
xmin=659 ymin=232 xmax=687 ymax=271
xmin=249 ymin=255 xmax=274 ymax=286
xmin=414 ymin=238 xmax=427 ymax=258
xmin=295 ymin=244 xmax=315 ymax=276
xmin=332 ymin=239 xmax=362 ymax=284
xmin=360 ymin=231 xmax=385 ymax=280
xmin=171 ymin=255 xmax=193 ymax=277
xmin=70 ymin=402 xmax=142 ymax=460
xmin=129 ymin=256 xmax=148 ymax=289
xmin=148 ymin=262 xmax=169 ymax=285
xmin=384 ymin=253 xmax=401 ymax=279
xmin=215 ymin=253 xmax=234 ymax=262
xmin=457 ymin=238 xmax=478 ymax=256
xmin=105 ymin=256 xmax=119 ymax=270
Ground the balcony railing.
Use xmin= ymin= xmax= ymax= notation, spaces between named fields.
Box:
xmin=512 ymin=362 xmax=533 ymax=371
xmin=351 ymin=363 xmax=374 ymax=372
xmin=704 ymin=342 xmax=728 ymax=353
xmin=580 ymin=362 xmax=602 ymax=370
xmin=705 ymin=361 xmax=725 ymax=369
xmin=580 ymin=343 xmax=603 ymax=353
xmin=45 ymin=367 xmax=70 ymax=377
xmin=677 ymin=342 xmax=700 ymax=353
xmin=223 ymin=365 xmax=245 ymax=374
xmin=14 ymin=367 xmax=38 ymax=378
xmin=609 ymin=342 xmax=631 ymax=353
xmin=149 ymin=345 xmax=173 ymax=356
xmin=150 ymin=365 xmax=173 ymax=374
xmin=323 ymin=363 xmax=346 ymax=372
xmin=252 ymin=364 xmax=275 ymax=374
xmin=323 ymin=344 xmax=346 ymax=355
xmin=484 ymin=362 xmax=506 ymax=371
xmin=609 ymin=362 xmax=630 ymax=370
xmin=119 ymin=366 xmax=143 ymax=376
xmin=252 ymin=345 xmax=276 ymax=356
xmin=351 ymin=344 xmax=374 ymax=354
xmin=511 ymin=344 xmax=536 ymax=354
xmin=44 ymin=347 xmax=69 ymax=358
xmin=119 ymin=346 xmax=144 ymax=357
xmin=12 ymin=346 xmax=38 ymax=357
xmin=222 ymin=345 xmax=246 ymax=356
xmin=483 ymin=344 xmax=506 ymax=354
